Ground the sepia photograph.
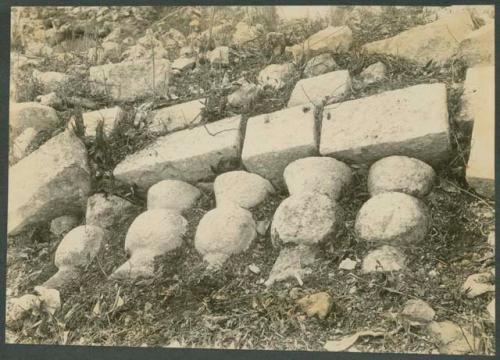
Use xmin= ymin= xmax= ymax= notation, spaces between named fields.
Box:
xmin=5 ymin=3 xmax=496 ymax=356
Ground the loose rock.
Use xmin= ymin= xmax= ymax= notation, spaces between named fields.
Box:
xmin=214 ymin=171 xmax=275 ymax=209
xmin=6 ymin=294 xmax=41 ymax=329
xmin=284 ymin=157 xmax=352 ymax=200
xmin=486 ymin=299 xmax=495 ymax=322
xmin=303 ymin=53 xmax=338 ymax=78
xmin=147 ymin=98 xmax=205 ymax=134
xmin=362 ymin=246 xmax=406 ymax=273
xmin=227 ymin=81 xmax=260 ymax=108
xmin=339 ymin=258 xmax=357 ymax=271
xmin=50 ymin=215 xmax=80 ymax=238
xmin=207 ymin=46 xmax=229 ymax=65
xmin=232 ymin=21 xmax=260 ymax=46
xmin=32 ymin=69 xmax=70 ymax=93
xmin=456 ymin=22 xmax=493 ymax=66
xmin=355 ymin=192 xmax=430 ymax=247
xmin=296 ymin=292 xmax=333 ymax=319
xmin=360 ymin=62 xmax=386 ymax=85
xmin=272 ymin=193 xmax=344 ymax=246
xmin=86 ymin=193 xmax=140 ymax=231
xmin=195 ymin=205 xmax=257 ymax=268
xmin=427 ymin=320 xmax=479 ymax=355
xmin=69 ymin=106 xmax=124 ymax=137
xmin=401 ymin=299 xmax=435 ymax=325
xmin=258 ymin=63 xmax=296 ymax=90
xmin=9 ymin=127 xmax=39 ymax=163
xmin=265 ymin=245 xmax=317 ymax=287
xmin=461 ymin=272 xmax=495 ymax=298
xmin=147 ymin=180 xmax=201 ymax=213
xmin=286 ymin=26 xmax=352 ymax=60
xmin=171 ymin=57 xmax=196 ymax=72
xmin=9 ymin=102 xmax=59 ymax=139
xmin=367 ymin=156 xmax=436 ymax=198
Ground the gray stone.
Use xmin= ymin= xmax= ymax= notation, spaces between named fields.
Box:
xmin=401 ymin=299 xmax=435 ymax=325
xmin=86 ymin=193 xmax=140 ymax=231
xmin=195 ymin=205 xmax=257 ymax=268
xmin=303 ymin=53 xmax=338 ymax=78
xmin=286 ymin=26 xmax=352 ymax=60
xmin=50 ymin=215 xmax=80 ymax=237
xmin=227 ymin=81 xmax=260 ymax=108
xmin=320 ymin=83 xmax=451 ymax=165
xmin=288 ymin=70 xmax=351 ymax=107
xmin=367 ymin=156 xmax=436 ymax=198
xmin=362 ymin=10 xmax=475 ymax=65
xmin=147 ymin=180 xmax=202 ymax=213
xmin=8 ymin=131 xmax=91 ymax=235
xmin=427 ymin=321 xmax=479 ymax=355
xmin=272 ymin=193 xmax=344 ymax=246
xmin=89 ymin=59 xmax=171 ymax=102
xmin=9 ymin=102 xmax=59 ymax=139
xmin=214 ymin=171 xmax=275 ymax=209
xmin=362 ymin=245 xmax=406 ymax=273
xmin=265 ymin=245 xmax=317 ymax=287
xmin=258 ymin=63 xmax=296 ymax=90
xmin=43 ymin=225 xmax=105 ymax=289
xmin=284 ymin=157 xmax=352 ymax=200
xmin=111 ymin=209 xmax=187 ymax=279
xmin=241 ymin=106 xmax=317 ymax=187
xmin=355 ymin=192 xmax=430 ymax=247
xmin=147 ymin=99 xmax=205 ymax=134
xmin=113 ymin=115 xmax=242 ymax=190
xmin=360 ymin=62 xmax=386 ymax=85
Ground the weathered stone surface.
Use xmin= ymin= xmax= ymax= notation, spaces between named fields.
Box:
xmin=69 ymin=106 xmax=124 ymax=137
xmin=362 ymin=10 xmax=475 ymax=65
xmin=487 ymin=231 xmax=495 ymax=249
xmin=227 ymin=81 xmax=260 ymax=108
xmin=286 ymin=26 xmax=352 ymax=60
xmin=214 ymin=171 xmax=275 ymax=209
xmin=114 ymin=115 xmax=242 ymax=190
xmin=208 ymin=46 xmax=229 ymax=65
xmin=320 ymin=83 xmax=451 ymax=165
xmin=461 ymin=272 xmax=495 ymax=298
xmin=257 ymin=63 xmax=296 ymax=90
xmin=32 ymin=69 xmax=70 ymax=93
xmin=427 ymin=321 xmax=479 ymax=355
xmin=171 ymin=56 xmax=196 ymax=72
xmin=367 ymin=156 xmax=436 ymax=198
xmin=36 ymin=92 xmax=63 ymax=109
xmin=265 ymin=245 xmax=317 ymax=287
xmin=288 ymin=70 xmax=351 ymax=107
xmin=303 ymin=53 xmax=338 ymax=78
xmin=9 ymin=127 xmax=39 ymax=163
xmin=487 ymin=299 xmax=495 ymax=322
xmin=457 ymin=22 xmax=493 ymax=66
xmin=9 ymin=102 xmax=59 ymax=139
xmin=147 ymin=180 xmax=201 ymax=212
xmin=272 ymin=193 xmax=344 ymax=246
xmin=195 ymin=205 xmax=257 ymax=268
xmin=89 ymin=59 xmax=170 ymax=101
xmin=43 ymin=225 xmax=105 ymax=289
xmin=232 ymin=21 xmax=260 ymax=46
xmin=296 ymin=292 xmax=333 ymax=319
xmin=401 ymin=299 xmax=435 ymax=325
xmin=147 ymin=99 xmax=205 ymax=134
xmin=112 ymin=209 xmax=187 ymax=279
xmin=360 ymin=62 xmax=386 ymax=85
xmin=355 ymin=192 xmax=430 ymax=247
xmin=6 ymin=294 xmax=41 ymax=329
xmin=362 ymin=245 xmax=406 ymax=273
xmin=284 ymin=157 xmax=352 ymax=200
xmin=50 ymin=215 xmax=80 ymax=237
xmin=464 ymin=67 xmax=494 ymax=199
xmin=241 ymin=106 xmax=317 ymax=186
xmin=460 ymin=66 xmax=494 ymax=129
xmin=86 ymin=193 xmax=140 ymax=231
xmin=8 ymin=131 xmax=91 ymax=235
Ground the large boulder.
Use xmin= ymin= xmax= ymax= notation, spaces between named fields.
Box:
xmin=43 ymin=225 xmax=105 ymax=289
xmin=113 ymin=115 xmax=242 ymax=190
xmin=320 ymin=83 xmax=451 ymax=166
xmin=9 ymin=102 xmax=59 ymax=139
xmin=271 ymin=192 xmax=344 ymax=246
xmin=287 ymin=70 xmax=351 ymax=107
xmin=195 ymin=205 xmax=257 ymax=268
xmin=147 ymin=180 xmax=202 ymax=213
xmin=367 ymin=156 xmax=436 ymax=198
xmin=111 ymin=209 xmax=187 ymax=279
xmin=241 ymin=105 xmax=318 ymax=187
xmin=89 ymin=59 xmax=171 ymax=102
xmin=283 ymin=157 xmax=352 ymax=200
xmin=8 ymin=131 xmax=91 ymax=235
xmin=86 ymin=193 xmax=140 ymax=231
xmin=286 ymin=26 xmax=352 ymax=60
xmin=355 ymin=192 xmax=430 ymax=247
xmin=213 ymin=171 xmax=275 ymax=209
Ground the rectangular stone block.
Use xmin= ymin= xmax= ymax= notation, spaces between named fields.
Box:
xmin=287 ymin=70 xmax=351 ymax=107
xmin=147 ymin=99 xmax=205 ymax=134
xmin=241 ymin=105 xmax=318 ymax=186
xmin=113 ymin=116 xmax=242 ymax=190
xmin=320 ymin=83 xmax=451 ymax=165
xmin=465 ymin=67 xmax=494 ymax=199
xmin=8 ymin=131 xmax=91 ymax=235
xmin=70 ymin=106 xmax=124 ymax=137
xmin=459 ymin=66 xmax=494 ymax=131
xmin=89 ymin=59 xmax=170 ymax=102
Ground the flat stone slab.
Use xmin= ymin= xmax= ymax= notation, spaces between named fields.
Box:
xmin=465 ymin=67 xmax=494 ymax=199
xmin=113 ymin=116 xmax=242 ymax=190
xmin=89 ymin=59 xmax=170 ymax=102
xmin=287 ymin=70 xmax=351 ymax=107
xmin=69 ymin=106 xmax=124 ymax=137
xmin=320 ymin=83 xmax=451 ymax=165
xmin=147 ymin=99 xmax=205 ymax=134
xmin=8 ymin=131 xmax=91 ymax=235
xmin=362 ymin=10 xmax=474 ymax=65
xmin=242 ymin=105 xmax=318 ymax=186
